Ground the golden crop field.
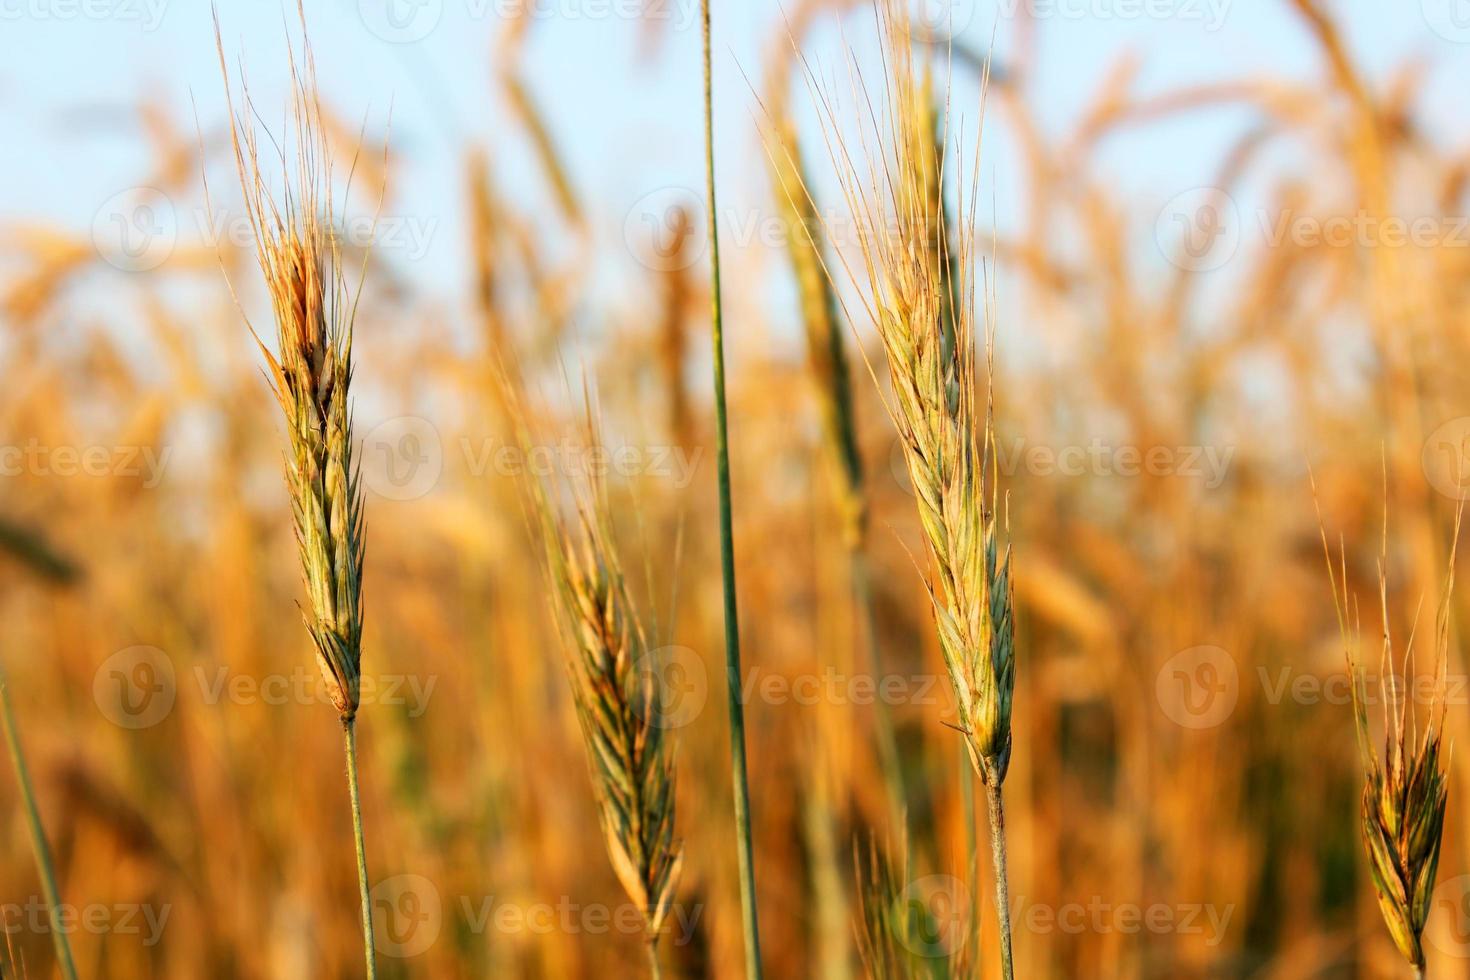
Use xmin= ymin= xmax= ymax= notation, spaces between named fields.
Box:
xmin=4 ymin=0 xmax=1470 ymax=977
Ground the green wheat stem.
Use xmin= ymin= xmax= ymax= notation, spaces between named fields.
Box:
xmin=961 ymin=751 xmax=978 ymax=966
xmin=850 ymin=550 xmax=906 ymax=831
xmin=985 ymin=781 xmax=1014 ymax=980
xmin=343 ymin=719 xmax=378 ymax=980
xmin=0 ymin=664 xmax=78 ymax=980
xmin=701 ymin=1 xmax=763 ymax=976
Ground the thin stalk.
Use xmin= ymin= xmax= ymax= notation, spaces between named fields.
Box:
xmin=984 ymin=781 xmax=1014 ymax=980
xmin=647 ymin=940 xmax=663 ymax=980
xmin=1414 ymin=966 xmax=1425 ymax=980
xmin=0 ymin=664 xmax=78 ymax=980
xmin=961 ymin=753 xmax=978 ymax=966
xmin=701 ymin=1 xmax=763 ymax=976
xmin=850 ymin=550 xmax=905 ymax=830
xmin=343 ymin=719 xmax=378 ymax=980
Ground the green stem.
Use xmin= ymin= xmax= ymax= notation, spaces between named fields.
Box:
xmin=343 ymin=718 xmax=378 ymax=980
xmin=961 ymin=754 xmax=978 ymax=968
xmin=850 ymin=550 xmax=905 ymax=831
xmin=701 ymin=2 xmax=763 ymax=977
xmin=0 ymin=664 xmax=78 ymax=980
xmin=647 ymin=939 xmax=663 ymax=980
xmin=984 ymin=780 xmax=1014 ymax=980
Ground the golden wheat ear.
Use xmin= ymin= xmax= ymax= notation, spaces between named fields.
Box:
xmin=797 ymin=2 xmax=1015 ymax=975
xmin=1318 ymin=483 xmax=1462 ymax=976
xmin=510 ymin=390 xmax=683 ymax=976
xmin=214 ymin=4 xmax=379 ymax=975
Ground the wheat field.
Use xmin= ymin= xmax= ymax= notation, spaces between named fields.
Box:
xmin=4 ymin=1 xmax=1470 ymax=977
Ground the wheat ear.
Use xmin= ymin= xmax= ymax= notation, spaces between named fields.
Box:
xmin=516 ymin=406 xmax=683 ymax=977
xmin=214 ymin=9 xmax=376 ymax=976
xmin=1320 ymin=491 xmax=1460 ymax=979
xmin=797 ymin=2 xmax=1015 ymax=973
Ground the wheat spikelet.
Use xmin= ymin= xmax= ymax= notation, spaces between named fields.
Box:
xmin=801 ymin=0 xmax=1012 ymax=789
xmin=1320 ymin=492 xmax=1459 ymax=976
xmin=214 ymin=9 xmax=380 ymax=975
xmin=794 ymin=3 xmax=1016 ymax=973
xmin=214 ymin=8 xmax=366 ymax=723
xmin=518 ymin=409 xmax=682 ymax=966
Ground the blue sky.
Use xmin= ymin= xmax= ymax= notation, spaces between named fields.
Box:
xmin=2 ymin=1 xmax=1468 ymax=331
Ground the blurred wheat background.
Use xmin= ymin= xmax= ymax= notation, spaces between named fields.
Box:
xmin=5 ymin=0 xmax=1470 ymax=976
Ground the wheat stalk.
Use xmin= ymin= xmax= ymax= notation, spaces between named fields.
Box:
xmin=0 ymin=664 xmax=77 ymax=980
xmin=1320 ymin=494 xmax=1460 ymax=979
xmin=213 ymin=9 xmax=377 ymax=976
xmin=792 ymin=2 xmax=1016 ymax=973
xmin=701 ymin=1 xmax=765 ymax=976
xmin=518 ymin=409 xmax=683 ymax=978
